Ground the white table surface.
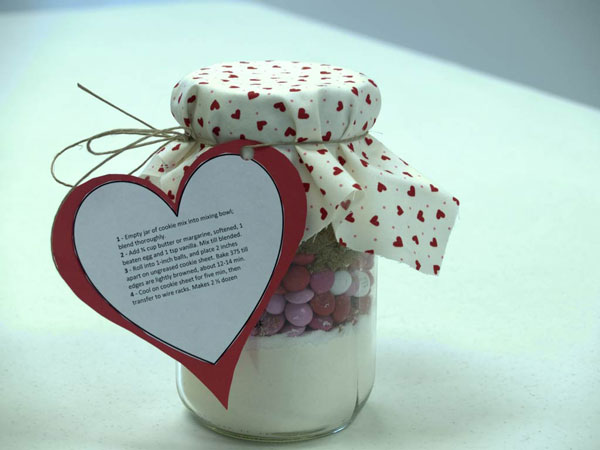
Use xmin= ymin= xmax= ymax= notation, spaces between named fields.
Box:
xmin=1 ymin=2 xmax=599 ymax=449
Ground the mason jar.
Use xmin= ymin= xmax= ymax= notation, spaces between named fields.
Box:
xmin=137 ymin=59 xmax=459 ymax=441
xmin=176 ymin=225 xmax=377 ymax=441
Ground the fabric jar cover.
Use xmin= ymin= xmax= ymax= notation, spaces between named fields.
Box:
xmin=140 ymin=60 xmax=459 ymax=275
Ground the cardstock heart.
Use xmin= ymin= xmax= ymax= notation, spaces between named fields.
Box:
xmin=51 ymin=140 xmax=306 ymax=408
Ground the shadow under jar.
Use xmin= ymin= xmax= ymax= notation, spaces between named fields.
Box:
xmin=176 ymin=225 xmax=377 ymax=442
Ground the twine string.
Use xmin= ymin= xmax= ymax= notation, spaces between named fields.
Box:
xmin=51 ymin=84 xmax=371 ymax=189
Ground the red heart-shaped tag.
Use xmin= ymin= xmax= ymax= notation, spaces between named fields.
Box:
xmin=51 ymin=141 xmax=306 ymax=409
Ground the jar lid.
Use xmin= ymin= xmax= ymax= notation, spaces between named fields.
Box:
xmin=143 ymin=61 xmax=459 ymax=275
xmin=170 ymin=60 xmax=381 ymax=144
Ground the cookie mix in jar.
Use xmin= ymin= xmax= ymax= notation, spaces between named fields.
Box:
xmin=139 ymin=61 xmax=459 ymax=441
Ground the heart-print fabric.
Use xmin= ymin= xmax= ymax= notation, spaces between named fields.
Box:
xmin=141 ymin=61 xmax=459 ymax=275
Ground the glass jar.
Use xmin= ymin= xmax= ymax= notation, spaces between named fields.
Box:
xmin=176 ymin=226 xmax=377 ymax=441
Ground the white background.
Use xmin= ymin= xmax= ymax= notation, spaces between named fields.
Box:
xmin=1 ymin=2 xmax=599 ymax=449
xmin=2 ymin=0 xmax=599 ymax=109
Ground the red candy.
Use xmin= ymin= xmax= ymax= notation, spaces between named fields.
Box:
xmin=256 ymin=253 xmax=373 ymax=338
xmin=358 ymin=295 xmax=372 ymax=314
xmin=309 ymin=291 xmax=335 ymax=316
xmin=308 ymin=314 xmax=334 ymax=331
xmin=309 ymin=270 xmax=334 ymax=294
xmin=275 ymin=284 xmax=286 ymax=294
xmin=292 ymin=253 xmax=315 ymax=265
xmin=282 ymin=265 xmax=310 ymax=292
xmin=332 ymin=295 xmax=351 ymax=324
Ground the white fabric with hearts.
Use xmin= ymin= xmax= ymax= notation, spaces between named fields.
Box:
xmin=141 ymin=60 xmax=459 ymax=275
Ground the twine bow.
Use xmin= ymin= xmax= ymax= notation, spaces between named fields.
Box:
xmin=51 ymin=84 xmax=370 ymax=189
xmin=51 ymin=84 xmax=196 ymax=188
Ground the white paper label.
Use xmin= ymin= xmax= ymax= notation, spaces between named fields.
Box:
xmin=73 ymin=155 xmax=283 ymax=364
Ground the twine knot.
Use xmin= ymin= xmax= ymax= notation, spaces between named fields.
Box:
xmin=51 ymin=84 xmax=369 ymax=189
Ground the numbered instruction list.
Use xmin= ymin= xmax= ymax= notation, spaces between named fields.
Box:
xmin=114 ymin=209 xmax=248 ymax=305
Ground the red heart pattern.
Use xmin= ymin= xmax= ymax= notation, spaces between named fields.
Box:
xmin=145 ymin=61 xmax=459 ymax=275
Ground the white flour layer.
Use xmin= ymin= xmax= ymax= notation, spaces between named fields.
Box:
xmin=177 ymin=315 xmax=376 ymax=436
